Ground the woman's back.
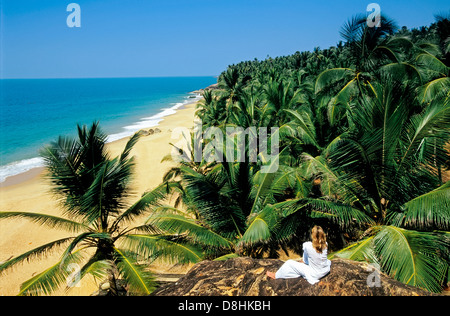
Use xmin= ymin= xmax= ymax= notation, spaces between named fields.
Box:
xmin=303 ymin=241 xmax=330 ymax=276
xmin=267 ymin=225 xmax=331 ymax=284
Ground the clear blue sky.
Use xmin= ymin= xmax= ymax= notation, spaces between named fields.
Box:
xmin=1 ymin=0 xmax=448 ymax=78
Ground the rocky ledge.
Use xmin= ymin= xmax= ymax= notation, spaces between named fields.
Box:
xmin=191 ymin=83 xmax=219 ymax=94
xmin=152 ymin=257 xmax=436 ymax=296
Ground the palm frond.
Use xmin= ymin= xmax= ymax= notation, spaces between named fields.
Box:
xmin=306 ymin=198 xmax=374 ymax=227
xmin=0 ymin=237 xmax=74 ymax=275
xmin=213 ymin=253 xmax=239 ymax=261
xmin=119 ymin=131 xmax=141 ymax=162
xmin=112 ymin=182 xmax=171 ymax=226
xmin=284 ymin=109 xmax=321 ymax=149
xmin=147 ymin=213 xmax=233 ymax=249
xmin=374 ymin=226 xmax=449 ymax=293
xmin=39 ymin=136 xmax=86 ymax=205
xmin=301 ymin=153 xmax=365 ymax=207
xmin=416 ymin=53 xmax=449 ymax=77
xmin=330 ymin=234 xmax=377 ymax=262
xmin=389 ymin=181 xmax=450 ymax=230
xmin=379 ymin=62 xmax=422 ymax=83
xmin=0 ymin=212 xmax=88 ymax=233
xmin=60 ymin=232 xmax=112 ymax=266
xmin=113 ymin=248 xmax=156 ymax=295
xmin=122 ymin=234 xmax=204 ymax=264
xmin=239 ymin=205 xmax=278 ymax=246
xmin=79 ymin=158 xmax=133 ymax=227
xmin=418 ymin=77 xmax=450 ymax=103
xmin=339 ymin=14 xmax=366 ymax=43
xmin=249 ymin=158 xmax=280 ymax=214
xmin=76 ymin=250 xmax=114 ymax=283
xmin=17 ymin=249 xmax=86 ymax=296
xmin=397 ymin=93 xmax=450 ymax=175
xmin=315 ymin=68 xmax=355 ymax=95
xmin=181 ymin=165 xmax=246 ymax=236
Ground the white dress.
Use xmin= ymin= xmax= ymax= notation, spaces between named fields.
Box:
xmin=275 ymin=241 xmax=331 ymax=284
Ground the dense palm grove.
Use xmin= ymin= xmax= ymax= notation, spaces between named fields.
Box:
xmin=160 ymin=14 xmax=450 ymax=293
xmin=1 ymin=14 xmax=449 ymax=295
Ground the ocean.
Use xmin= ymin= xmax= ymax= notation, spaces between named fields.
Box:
xmin=0 ymin=76 xmax=217 ymax=183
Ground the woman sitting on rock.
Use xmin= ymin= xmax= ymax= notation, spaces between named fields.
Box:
xmin=266 ymin=226 xmax=331 ymax=284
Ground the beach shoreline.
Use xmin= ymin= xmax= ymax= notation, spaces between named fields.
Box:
xmin=0 ymin=93 xmax=203 ymax=187
xmin=0 ymin=101 xmax=200 ymax=296
xmin=0 ymin=167 xmax=45 ymax=189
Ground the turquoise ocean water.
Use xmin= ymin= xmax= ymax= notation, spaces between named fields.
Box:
xmin=0 ymin=77 xmax=216 ymax=183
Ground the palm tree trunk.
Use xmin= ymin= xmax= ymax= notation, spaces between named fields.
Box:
xmin=108 ymin=270 xmax=119 ymax=296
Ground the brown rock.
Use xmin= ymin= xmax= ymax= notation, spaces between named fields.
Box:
xmin=190 ymin=83 xmax=219 ymax=94
xmin=151 ymin=257 xmax=437 ymax=296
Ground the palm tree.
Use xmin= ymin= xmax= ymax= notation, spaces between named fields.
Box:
xmin=195 ymin=89 xmax=227 ymax=128
xmin=226 ymin=85 xmax=263 ymax=129
xmin=145 ymin=129 xmax=375 ymax=259
xmin=314 ymin=15 xmax=414 ymax=126
xmin=0 ymin=123 xmax=199 ymax=296
xmin=321 ymin=78 xmax=450 ymax=292
xmin=204 ymin=14 xmax=450 ymax=293
xmin=214 ymin=58 xmax=449 ymax=292
xmin=433 ymin=13 xmax=450 ymax=66
xmin=260 ymin=78 xmax=301 ymax=127
xmin=339 ymin=14 xmax=398 ymax=71
xmin=148 ymin=150 xmax=280 ymax=259
xmin=217 ymin=68 xmax=252 ymax=117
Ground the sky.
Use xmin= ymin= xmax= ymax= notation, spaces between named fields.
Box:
xmin=1 ymin=0 xmax=448 ymax=79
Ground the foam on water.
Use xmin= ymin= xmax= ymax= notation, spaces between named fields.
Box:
xmin=0 ymin=157 xmax=45 ymax=183
xmin=106 ymin=94 xmax=201 ymax=142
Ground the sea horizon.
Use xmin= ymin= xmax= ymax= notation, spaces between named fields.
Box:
xmin=0 ymin=76 xmax=217 ymax=183
xmin=1 ymin=75 xmax=218 ymax=80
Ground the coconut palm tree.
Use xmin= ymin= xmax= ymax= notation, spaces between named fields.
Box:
xmin=320 ymin=78 xmax=450 ymax=292
xmin=217 ymin=67 xmax=251 ymax=108
xmin=202 ymin=14 xmax=450 ymax=293
xmin=212 ymin=62 xmax=449 ymax=292
xmin=260 ymin=78 xmax=301 ymax=127
xmin=314 ymin=15 xmax=417 ymax=126
xmin=145 ymin=125 xmax=374 ymax=259
xmin=147 ymin=147 xmax=282 ymax=259
xmin=195 ymin=89 xmax=228 ymax=128
xmin=0 ymin=123 xmax=200 ymax=296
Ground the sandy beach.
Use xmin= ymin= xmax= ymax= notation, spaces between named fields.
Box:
xmin=0 ymin=102 xmax=199 ymax=296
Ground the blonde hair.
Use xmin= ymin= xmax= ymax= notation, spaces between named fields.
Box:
xmin=311 ymin=226 xmax=327 ymax=253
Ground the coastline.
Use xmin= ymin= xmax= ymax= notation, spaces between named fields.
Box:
xmin=0 ymin=101 xmax=200 ymax=296
xmin=0 ymin=93 xmax=202 ymax=186
xmin=0 ymin=167 xmax=45 ymax=189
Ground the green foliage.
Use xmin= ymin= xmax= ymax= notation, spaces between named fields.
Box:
xmin=0 ymin=123 xmax=182 ymax=295
xmin=2 ymin=14 xmax=449 ymax=295
xmin=176 ymin=14 xmax=450 ymax=293
xmin=374 ymin=226 xmax=449 ymax=293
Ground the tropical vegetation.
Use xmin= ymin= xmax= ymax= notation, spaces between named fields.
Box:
xmin=0 ymin=123 xmax=197 ymax=295
xmin=154 ymin=13 xmax=450 ymax=293
xmin=0 ymin=13 xmax=449 ymax=295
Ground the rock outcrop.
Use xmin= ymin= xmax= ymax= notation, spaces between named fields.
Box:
xmin=191 ymin=83 xmax=219 ymax=94
xmin=140 ymin=128 xmax=162 ymax=136
xmin=152 ymin=257 xmax=436 ymax=296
